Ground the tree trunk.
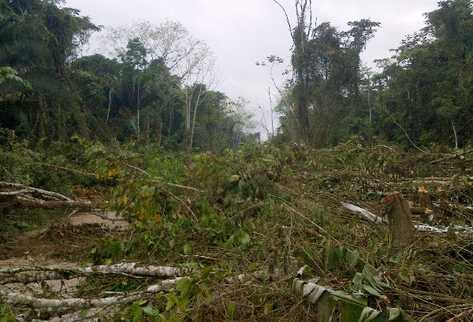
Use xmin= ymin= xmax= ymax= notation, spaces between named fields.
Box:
xmin=384 ymin=193 xmax=415 ymax=252
xmin=157 ymin=121 xmax=162 ymax=146
xmin=106 ymin=87 xmax=112 ymax=123
xmin=189 ymin=86 xmax=203 ymax=152
xmin=136 ymin=78 xmax=141 ymax=139
xmin=452 ymin=121 xmax=459 ymax=150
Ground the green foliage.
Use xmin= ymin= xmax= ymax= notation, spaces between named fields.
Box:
xmin=325 ymin=243 xmax=362 ymax=275
xmin=0 ymin=304 xmax=15 ymax=322
xmin=0 ymin=67 xmax=28 ymax=87
xmin=370 ymin=0 xmax=473 ymax=148
xmin=0 ymin=2 xmax=253 ymax=151
xmin=277 ymin=0 xmax=473 ymax=149
xmin=352 ymin=264 xmax=389 ymax=299
xmin=90 ymin=239 xmax=126 ymax=265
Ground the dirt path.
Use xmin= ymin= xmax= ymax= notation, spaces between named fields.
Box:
xmin=0 ymin=210 xmax=132 ymax=320
xmin=0 ymin=211 xmax=129 ymax=264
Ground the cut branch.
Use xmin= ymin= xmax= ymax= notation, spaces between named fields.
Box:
xmin=431 ymin=149 xmax=473 ymax=165
xmin=15 ymin=196 xmax=93 ymax=210
xmin=0 ymin=181 xmax=95 ymax=211
xmin=342 ymin=199 xmax=473 ymax=235
xmin=0 ymin=181 xmax=72 ymax=201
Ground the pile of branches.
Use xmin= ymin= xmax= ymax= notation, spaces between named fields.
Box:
xmin=0 ymin=182 xmax=94 ymax=210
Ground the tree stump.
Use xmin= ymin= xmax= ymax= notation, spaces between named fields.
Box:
xmin=418 ymin=186 xmax=433 ymax=210
xmin=384 ymin=193 xmax=415 ymax=252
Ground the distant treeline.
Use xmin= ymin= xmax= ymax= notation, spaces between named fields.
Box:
xmin=1 ymin=0 xmax=472 ymax=151
xmin=0 ymin=0 xmax=255 ymax=151
xmin=274 ymin=0 xmax=473 ymax=149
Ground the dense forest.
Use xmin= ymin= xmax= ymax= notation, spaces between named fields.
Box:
xmin=271 ymin=0 xmax=473 ymax=149
xmin=1 ymin=0 xmax=473 ymax=150
xmin=1 ymin=1 xmax=473 ymax=321
xmin=0 ymin=0 xmax=253 ymax=151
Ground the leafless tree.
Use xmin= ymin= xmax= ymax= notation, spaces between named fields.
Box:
xmin=272 ymin=0 xmax=315 ymax=143
xmin=184 ymin=56 xmax=215 ymax=152
xmin=103 ymin=21 xmax=215 ymax=150
xmin=104 ymin=21 xmax=211 ymax=81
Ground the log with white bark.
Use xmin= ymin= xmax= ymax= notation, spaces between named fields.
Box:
xmin=0 ymin=182 xmax=72 ymax=201
xmin=0 ymin=278 xmax=181 ymax=311
xmin=0 ymin=181 xmax=95 ymax=210
xmin=341 ymin=202 xmax=387 ymax=224
xmin=0 ymin=271 xmax=67 ymax=285
xmin=45 ymin=306 xmax=117 ymax=322
xmin=15 ymin=195 xmax=93 ymax=210
xmin=0 ymin=263 xmax=190 ymax=284
xmin=79 ymin=262 xmax=189 ymax=278
xmin=342 ymin=201 xmax=473 ymax=235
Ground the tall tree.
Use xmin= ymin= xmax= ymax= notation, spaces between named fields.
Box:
xmin=273 ymin=0 xmax=314 ymax=143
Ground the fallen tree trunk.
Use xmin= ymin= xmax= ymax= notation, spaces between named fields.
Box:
xmin=341 ymin=202 xmax=387 ymax=224
xmin=0 ymin=181 xmax=95 ymax=210
xmin=0 ymin=263 xmax=189 ymax=284
xmin=15 ymin=196 xmax=93 ymax=210
xmin=0 ymin=278 xmax=181 ymax=312
xmin=341 ymin=200 xmax=473 ymax=235
xmin=80 ymin=262 xmax=189 ymax=278
xmin=431 ymin=149 xmax=473 ymax=165
xmin=0 ymin=182 xmax=72 ymax=201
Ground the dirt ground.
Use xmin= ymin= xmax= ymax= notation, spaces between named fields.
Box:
xmin=0 ymin=211 xmax=129 ymax=264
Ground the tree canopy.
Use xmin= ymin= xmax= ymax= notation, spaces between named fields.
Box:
xmin=0 ymin=1 xmax=254 ymax=152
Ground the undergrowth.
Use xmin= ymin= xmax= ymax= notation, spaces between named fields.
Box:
xmin=1 ymin=133 xmax=473 ymax=321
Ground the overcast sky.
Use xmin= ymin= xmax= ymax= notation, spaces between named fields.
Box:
xmin=66 ymin=0 xmax=439 ymax=133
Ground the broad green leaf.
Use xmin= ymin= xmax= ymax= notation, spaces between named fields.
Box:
xmin=143 ymin=305 xmax=160 ymax=317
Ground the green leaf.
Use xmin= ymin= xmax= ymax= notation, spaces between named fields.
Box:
xmin=177 ymin=277 xmax=194 ymax=297
xmin=143 ymin=305 xmax=160 ymax=317
xmin=130 ymin=303 xmax=143 ymax=322
xmin=363 ymin=285 xmax=383 ymax=298
xmin=238 ymin=231 xmax=251 ymax=247
xmin=358 ymin=307 xmax=382 ymax=322
xmin=347 ymin=249 xmax=361 ymax=269
xmin=340 ymin=302 xmax=364 ymax=322
xmin=183 ymin=244 xmax=193 ymax=255
xmin=166 ymin=292 xmax=178 ymax=311
xmin=226 ymin=302 xmax=237 ymax=319
xmin=388 ymin=308 xmax=401 ymax=320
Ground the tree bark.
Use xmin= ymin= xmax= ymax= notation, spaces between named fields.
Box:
xmin=0 ymin=278 xmax=181 ymax=312
xmin=189 ymin=85 xmax=203 ymax=152
xmin=106 ymin=87 xmax=112 ymax=123
xmin=384 ymin=193 xmax=415 ymax=252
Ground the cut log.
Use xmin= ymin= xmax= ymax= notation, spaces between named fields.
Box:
xmin=0 ymin=182 xmax=72 ymax=201
xmin=0 ymin=181 xmax=95 ymax=211
xmin=0 ymin=278 xmax=181 ymax=312
xmin=342 ymin=200 xmax=473 ymax=235
xmin=430 ymin=148 xmax=473 ymax=164
xmin=341 ymin=202 xmax=387 ymax=224
xmin=80 ymin=262 xmax=189 ymax=278
xmin=16 ymin=196 xmax=93 ymax=210
xmin=383 ymin=193 xmax=415 ymax=251
xmin=0 ymin=263 xmax=189 ymax=284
